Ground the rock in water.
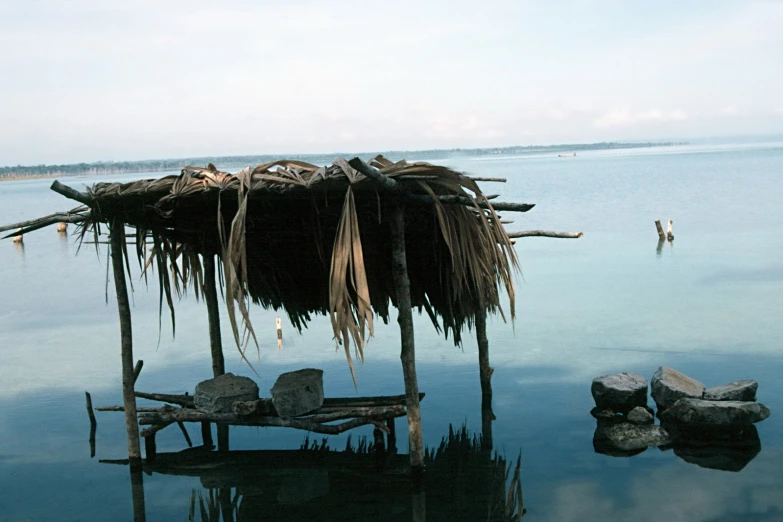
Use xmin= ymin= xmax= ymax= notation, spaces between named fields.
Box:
xmin=591 ymin=373 xmax=648 ymax=412
xmin=627 ymin=406 xmax=654 ymax=425
xmin=651 ymin=367 xmax=705 ymax=411
xmin=195 ymin=373 xmax=260 ymax=413
xmin=594 ymin=422 xmax=671 ymax=454
xmin=660 ymin=398 xmax=770 ymax=427
xmin=704 ymin=380 xmax=758 ymax=402
xmin=271 ymin=368 xmax=324 ymax=417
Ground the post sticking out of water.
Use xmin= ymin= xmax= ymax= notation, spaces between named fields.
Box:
xmin=389 ymin=203 xmax=425 ymax=480
xmin=109 ymin=220 xmax=142 ymax=466
xmin=203 ymin=254 xmax=229 ymax=451
xmin=276 ymin=318 xmax=283 ymax=350
xmin=667 ymin=219 xmax=674 ymax=241
xmin=655 ymin=220 xmax=666 ymax=241
xmin=475 ymin=309 xmax=494 ymax=450
xmin=12 ymin=228 xmax=23 ymax=243
xmin=57 ymin=222 xmax=68 ymax=233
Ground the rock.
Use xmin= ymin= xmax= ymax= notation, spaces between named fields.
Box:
xmin=591 ymin=373 xmax=648 ymax=413
xmin=651 ymin=367 xmax=705 ymax=411
xmin=627 ymin=406 xmax=654 ymax=425
xmin=593 ymin=422 xmax=671 ymax=456
xmin=194 ymin=373 xmax=259 ymax=413
xmin=271 ymin=368 xmax=324 ymax=417
xmin=704 ymin=380 xmax=758 ymax=402
xmin=660 ymin=398 xmax=770 ymax=427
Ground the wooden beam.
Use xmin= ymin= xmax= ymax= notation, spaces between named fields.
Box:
xmin=348 ymin=157 xmax=398 ymax=190
xmin=0 ymin=210 xmax=87 ymax=234
xmin=134 ymin=391 xmax=194 ymax=407
xmin=110 ymin=219 xmax=142 ymax=464
xmin=507 ymin=230 xmax=583 ymax=239
xmin=389 ymin=203 xmax=425 ymax=477
xmin=50 ymin=180 xmax=93 ymax=206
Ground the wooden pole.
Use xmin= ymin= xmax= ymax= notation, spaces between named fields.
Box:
xmin=475 ymin=310 xmax=494 ymax=451
xmin=203 ymin=254 xmax=229 ymax=451
xmin=110 ymin=220 xmax=142 ymax=464
xmin=655 ymin=220 xmax=666 ymax=241
xmin=85 ymin=392 xmax=97 ymax=458
xmin=389 ymin=203 xmax=425 ymax=479
xmin=667 ymin=219 xmax=674 ymax=241
xmin=132 ymin=360 xmax=144 ymax=384
xmin=203 ymin=255 xmax=225 ymax=377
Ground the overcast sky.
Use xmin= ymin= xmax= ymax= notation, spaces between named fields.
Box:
xmin=1 ymin=0 xmax=781 ymax=165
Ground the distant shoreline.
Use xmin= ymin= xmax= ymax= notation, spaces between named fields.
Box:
xmin=0 ymin=141 xmax=685 ymax=181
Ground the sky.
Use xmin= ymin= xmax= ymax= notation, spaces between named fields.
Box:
xmin=0 ymin=0 xmax=781 ymax=165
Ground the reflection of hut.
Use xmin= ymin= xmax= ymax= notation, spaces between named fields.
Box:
xmin=3 ymin=156 xmax=535 ymax=473
xmin=115 ymin=425 xmax=525 ymax=521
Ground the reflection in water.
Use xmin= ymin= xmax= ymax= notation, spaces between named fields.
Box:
xmin=656 ymin=238 xmax=664 ymax=256
xmin=121 ymin=426 xmax=524 ymax=522
xmin=593 ymin=416 xmax=763 ymax=472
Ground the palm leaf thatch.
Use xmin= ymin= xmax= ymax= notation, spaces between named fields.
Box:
xmin=13 ymin=156 xmax=521 ymax=381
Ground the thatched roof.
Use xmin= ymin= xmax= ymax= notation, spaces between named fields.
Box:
xmin=6 ymin=156 xmax=527 ymax=378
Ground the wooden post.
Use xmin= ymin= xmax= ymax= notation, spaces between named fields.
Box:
xmin=203 ymin=254 xmax=229 ymax=451
xmin=201 ymin=421 xmax=214 ymax=447
xmin=110 ymin=220 xmax=142 ymax=464
xmin=85 ymin=392 xmax=97 ymax=458
xmin=386 ymin=418 xmax=397 ymax=452
xmin=655 ymin=220 xmax=666 ymax=241
xmin=475 ymin=310 xmax=494 ymax=451
xmin=203 ymin=255 xmax=225 ymax=377
xmin=373 ymin=426 xmax=386 ymax=471
xmin=389 ymin=203 xmax=425 ymax=479
xmin=667 ymin=219 xmax=674 ymax=241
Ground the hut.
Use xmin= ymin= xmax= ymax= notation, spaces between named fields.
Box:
xmin=2 ymin=155 xmax=542 ymax=475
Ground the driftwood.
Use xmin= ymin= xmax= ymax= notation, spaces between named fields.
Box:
xmin=507 ymin=230 xmax=583 ymax=239
xmin=135 ymin=391 xmax=194 ymax=407
xmin=232 ymin=392 xmax=425 ymax=416
xmin=138 ymin=408 xmax=401 ymax=436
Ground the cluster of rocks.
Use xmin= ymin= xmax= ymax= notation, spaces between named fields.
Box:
xmin=194 ymin=368 xmax=325 ymax=417
xmin=591 ymin=367 xmax=770 ymax=471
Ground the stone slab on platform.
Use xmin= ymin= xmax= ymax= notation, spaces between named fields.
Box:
xmin=195 ymin=373 xmax=260 ymax=414
xmin=271 ymin=368 xmax=324 ymax=417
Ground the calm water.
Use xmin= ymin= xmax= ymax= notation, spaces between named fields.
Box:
xmin=1 ymin=142 xmax=782 ymax=521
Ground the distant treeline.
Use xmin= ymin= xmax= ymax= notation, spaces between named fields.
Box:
xmin=0 ymin=141 xmax=685 ymax=180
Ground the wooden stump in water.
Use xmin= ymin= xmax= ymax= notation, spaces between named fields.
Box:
xmin=667 ymin=219 xmax=674 ymax=241
xmin=655 ymin=220 xmax=666 ymax=241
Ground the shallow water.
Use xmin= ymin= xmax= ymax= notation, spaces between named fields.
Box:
xmin=1 ymin=141 xmax=782 ymax=521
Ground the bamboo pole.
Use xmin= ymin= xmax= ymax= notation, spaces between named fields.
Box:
xmin=110 ymin=220 xmax=142 ymax=465
xmin=475 ymin=310 xmax=494 ymax=451
xmin=389 ymin=203 xmax=425 ymax=479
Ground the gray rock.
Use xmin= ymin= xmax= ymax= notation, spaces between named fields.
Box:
xmin=591 ymin=372 xmax=648 ymax=412
xmin=594 ymin=422 xmax=671 ymax=454
xmin=651 ymin=367 xmax=705 ymax=411
xmin=627 ymin=406 xmax=654 ymax=425
xmin=660 ymin=398 xmax=771 ymax=427
xmin=704 ymin=380 xmax=758 ymax=402
xmin=271 ymin=368 xmax=324 ymax=417
xmin=195 ymin=373 xmax=259 ymax=413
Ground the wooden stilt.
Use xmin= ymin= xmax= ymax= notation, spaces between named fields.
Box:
xmin=389 ymin=203 xmax=425 ymax=478
xmin=85 ymin=392 xmax=97 ymax=458
xmin=655 ymin=220 xmax=666 ymax=241
xmin=144 ymin=434 xmax=157 ymax=462
xmin=386 ymin=418 xmax=397 ymax=452
xmin=110 ymin=219 xmax=142 ymax=464
xmin=475 ymin=310 xmax=494 ymax=450
xmin=204 ymin=254 xmax=230 ymax=452
xmin=201 ymin=421 xmax=214 ymax=447
xmin=373 ymin=426 xmax=386 ymax=471
xmin=203 ymin=255 xmax=225 ymax=377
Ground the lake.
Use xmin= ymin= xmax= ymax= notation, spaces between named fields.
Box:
xmin=1 ymin=141 xmax=782 ymax=521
